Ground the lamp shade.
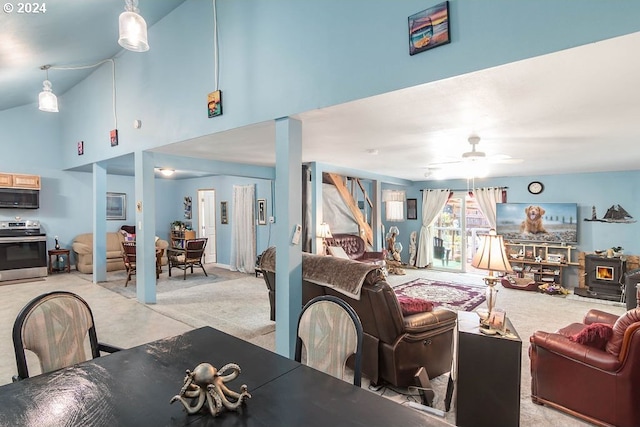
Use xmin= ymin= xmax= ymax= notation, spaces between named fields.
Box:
xmin=472 ymin=229 xmax=512 ymax=273
xmin=38 ymin=80 xmax=58 ymax=112
xmin=317 ymin=223 xmax=332 ymax=239
xmin=118 ymin=0 xmax=149 ymax=52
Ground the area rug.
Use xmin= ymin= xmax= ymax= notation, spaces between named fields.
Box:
xmin=393 ymin=278 xmax=486 ymax=312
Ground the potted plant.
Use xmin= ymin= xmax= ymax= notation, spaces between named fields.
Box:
xmin=171 ymin=221 xmax=184 ymax=231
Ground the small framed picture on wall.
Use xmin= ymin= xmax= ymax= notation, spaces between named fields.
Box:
xmin=407 ymin=198 xmax=418 ymax=220
xmin=257 ymin=199 xmax=267 ymax=225
xmin=221 ymin=201 xmax=228 ymax=224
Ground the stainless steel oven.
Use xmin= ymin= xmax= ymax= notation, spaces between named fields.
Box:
xmin=0 ymin=220 xmax=47 ymax=281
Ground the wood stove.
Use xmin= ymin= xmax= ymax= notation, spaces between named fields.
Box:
xmin=576 ymin=254 xmax=625 ymax=301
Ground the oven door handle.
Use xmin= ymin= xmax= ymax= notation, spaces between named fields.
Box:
xmin=0 ymin=236 xmax=47 ymax=243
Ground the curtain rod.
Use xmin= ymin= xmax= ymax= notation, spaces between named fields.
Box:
xmin=420 ymin=187 xmax=508 ymax=192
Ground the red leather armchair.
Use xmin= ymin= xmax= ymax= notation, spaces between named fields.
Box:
xmin=530 ymin=308 xmax=640 ymax=427
xmin=325 ymin=233 xmax=386 ymax=264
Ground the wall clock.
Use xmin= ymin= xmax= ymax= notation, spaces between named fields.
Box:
xmin=527 ymin=181 xmax=544 ymax=195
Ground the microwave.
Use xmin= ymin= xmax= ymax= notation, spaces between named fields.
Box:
xmin=0 ymin=188 xmax=39 ymax=209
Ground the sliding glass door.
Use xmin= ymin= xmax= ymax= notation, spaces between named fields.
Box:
xmin=431 ymin=192 xmax=491 ymax=272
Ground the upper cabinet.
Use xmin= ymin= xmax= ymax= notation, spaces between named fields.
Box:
xmin=0 ymin=173 xmax=41 ymax=190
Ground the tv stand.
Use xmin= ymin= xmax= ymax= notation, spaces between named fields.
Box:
xmin=504 ymin=243 xmax=577 ymax=288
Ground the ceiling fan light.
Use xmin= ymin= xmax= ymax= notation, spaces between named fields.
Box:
xmin=38 ymin=79 xmax=58 ymax=112
xmin=118 ymin=0 xmax=149 ymax=52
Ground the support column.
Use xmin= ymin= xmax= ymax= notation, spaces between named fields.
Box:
xmin=92 ymin=162 xmax=107 ymax=283
xmin=310 ymin=162 xmax=324 ymax=254
xmin=134 ymin=151 xmax=157 ymax=304
xmin=274 ymin=117 xmax=302 ymax=358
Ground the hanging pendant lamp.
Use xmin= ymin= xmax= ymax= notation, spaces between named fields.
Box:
xmin=38 ymin=65 xmax=58 ymax=113
xmin=118 ymin=0 xmax=149 ymax=52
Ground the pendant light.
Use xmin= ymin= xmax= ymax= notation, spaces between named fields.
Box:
xmin=118 ymin=0 xmax=149 ymax=52
xmin=38 ymin=65 xmax=58 ymax=113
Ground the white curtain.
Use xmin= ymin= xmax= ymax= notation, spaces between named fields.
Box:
xmin=415 ymin=189 xmax=450 ymax=268
xmin=230 ymin=184 xmax=256 ymax=273
xmin=473 ymin=187 xmax=505 ymax=229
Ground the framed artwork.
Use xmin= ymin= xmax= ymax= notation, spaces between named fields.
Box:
xmin=110 ymin=129 xmax=119 ymax=147
xmin=207 ymin=90 xmax=223 ymax=118
xmin=257 ymin=199 xmax=267 ymax=225
xmin=408 ymin=1 xmax=450 ymax=56
xmin=221 ymin=201 xmax=228 ymax=224
xmin=77 ymin=141 xmax=84 ymax=156
xmin=106 ymin=192 xmax=126 ymax=220
xmin=184 ymin=196 xmax=192 ymax=219
xmin=407 ymin=198 xmax=418 ymax=220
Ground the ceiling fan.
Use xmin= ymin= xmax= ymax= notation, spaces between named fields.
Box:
xmin=426 ymin=136 xmax=523 ymax=179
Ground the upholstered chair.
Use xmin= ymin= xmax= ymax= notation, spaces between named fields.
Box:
xmin=530 ymin=307 xmax=640 ymax=427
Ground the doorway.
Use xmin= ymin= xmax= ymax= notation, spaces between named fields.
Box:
xmin=197 ymin=189 xmax=217 ymax=263
xmin=431 ymin=191 xmax=491 ymax=272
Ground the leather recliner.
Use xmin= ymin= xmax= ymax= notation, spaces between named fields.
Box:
xmin=260 ymin=249 xmax=457 ymax=388
xmin=530 ymin=308 xmax=640 ymax=427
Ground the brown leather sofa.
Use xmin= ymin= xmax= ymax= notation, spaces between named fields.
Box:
xmin=325 ymin=233 xmax=386 ymax=264
xmin=260 ymin=248 xmax=457 ymax=388
xmin=530 ymin=308 xmax=640 ymax=427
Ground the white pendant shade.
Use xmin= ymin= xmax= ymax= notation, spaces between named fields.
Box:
xmin=118 ymin=0 xmax=149 ymax=52
xmin=38 ymin=80 xmax=58 ymax=112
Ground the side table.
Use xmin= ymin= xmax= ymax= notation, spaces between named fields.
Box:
xmin=48 ymin=249 xmax=71 ymax=274
xmin=455 ymin=310 xmax=521 ymax=427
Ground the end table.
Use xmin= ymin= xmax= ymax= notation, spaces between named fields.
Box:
xmin=48 ymin=249 xmax=71 ymax=274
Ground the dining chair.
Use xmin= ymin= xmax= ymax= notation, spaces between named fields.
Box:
xmin=295 ymin=295 xmax=363 ymax=386
xmin=12 ymin=291 xmax=121 ymax=382
xmin=168 ymin=238 xmax=208 ymax=280
xmin=121 ymin=241 xmax=137 ymax=286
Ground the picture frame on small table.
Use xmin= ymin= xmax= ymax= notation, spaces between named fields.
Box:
xmin=488 ymin=308 xmax=507 ymax=335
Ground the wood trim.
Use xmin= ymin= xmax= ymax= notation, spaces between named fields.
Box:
xmin=325 ymin=173 xmax=373 ymax=246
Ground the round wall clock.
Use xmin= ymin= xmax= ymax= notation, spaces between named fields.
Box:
xmin=527 ymin=181 xmax=544 ymax=195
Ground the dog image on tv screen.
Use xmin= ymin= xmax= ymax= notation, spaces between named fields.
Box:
xmin=496 ymin=203 xmax=578 ymax=244
xmin=520 ymin=205 xmax=548 ymax=234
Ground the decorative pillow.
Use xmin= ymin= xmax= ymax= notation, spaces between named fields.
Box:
xmin=605 ymin=308 xmax=640 ymax=356
xmin=397 ymin=296 xmax=434 ymax=315
xmin=569 ymin=322 xmax=613 ymax=350
xmin=327 ymin=246 xmax=350 ymax=259
xmin=120 ymin=231 xmax=136 ymax=242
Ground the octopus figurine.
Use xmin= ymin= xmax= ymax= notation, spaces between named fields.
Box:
xmin=170 ymin=362 xmax=251 ymax=416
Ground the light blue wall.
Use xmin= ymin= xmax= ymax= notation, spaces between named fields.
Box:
xmin=1 ymin=0 xmax=640 ymax=273
xmin=167 ymin=175 xmax=274 ymax=266
xmin=382 ymin=170 xmax=640 ymax=283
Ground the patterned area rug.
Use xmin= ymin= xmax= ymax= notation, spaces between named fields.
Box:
xmin=393 ymin=278 xmax=486 ymax=312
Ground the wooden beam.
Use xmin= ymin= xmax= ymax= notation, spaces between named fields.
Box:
xmin=325 ymin=173 xmax=373 ymax=246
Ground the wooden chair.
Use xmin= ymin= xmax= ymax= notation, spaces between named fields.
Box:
xmin=169 ymin=238 xmax=208 ymax=280
xmin=121 ymin=241 xmax=137 ymax=287
xmin=12 ymin=291 xmax=121 ymax=381
xmin=295 ymin=295 xmax=363 ymax=386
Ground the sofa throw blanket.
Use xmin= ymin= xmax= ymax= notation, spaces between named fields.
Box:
xmin=259 ymin=247 xmax=381 ymax=300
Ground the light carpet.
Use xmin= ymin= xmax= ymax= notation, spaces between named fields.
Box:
xmin=84 ymin=266 xmax=275 ymax=342
xmin=393 ymin=278 xmax=486 ymax=312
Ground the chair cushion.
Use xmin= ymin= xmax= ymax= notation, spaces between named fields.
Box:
xmin=568 ymin=322 xmax=613 ymax=350
xmin=397 ymin=296 xmax=434 ymax=315
xmin=605 ymin=308 xmax=640 ymax=357
xmin=327 ymin=246 xmax=350 ymax=259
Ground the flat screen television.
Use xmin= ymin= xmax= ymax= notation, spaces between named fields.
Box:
xmin=496 ymin=202 xmax=578 ymax=244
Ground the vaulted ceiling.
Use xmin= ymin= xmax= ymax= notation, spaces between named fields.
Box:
xmin=3 ymin=1 xmax=639 ymax=181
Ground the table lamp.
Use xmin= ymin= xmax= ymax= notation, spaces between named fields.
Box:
xmin=317 ymin=223 xmax=333 ymax=255
xmin=471 ymin=229 xmax=512 ymax=315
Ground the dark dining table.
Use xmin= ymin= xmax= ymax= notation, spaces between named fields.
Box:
xmin=0 ymin=326 xmax=442 ymax=426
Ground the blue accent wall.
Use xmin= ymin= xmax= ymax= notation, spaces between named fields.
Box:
xmin=1 ymin=0 xmax=640 ymax=274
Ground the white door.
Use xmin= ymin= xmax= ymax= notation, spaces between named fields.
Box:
xmin=198 ymin=189 xmax=217 ymax=263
